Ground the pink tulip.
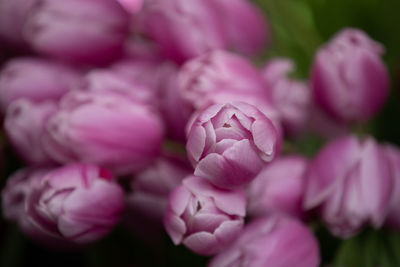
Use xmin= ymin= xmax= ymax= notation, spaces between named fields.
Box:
xmin=4 ymin=99 xmax=57 ymax=164
xmin=261 ymin=59 xmax=311 ymax=136
xmin=304 ymin=135 xmax=393 ymax=238
xmin=23 ymin=0 xmax=130 ymax=65
xmin=209 ymin=216 xmax=320 ymax=267
xmin=186 ymin=102 xmax=280 ymax=189
xmin=139 ymin=0 xmax=267 ymax=63
xmin=247 ymin=156 xmax=308 ymax=219
xmin=44 ymin=90 xmax=164 ymax=175
xmin=311 ymin=28 xmax=389 ymax=123
xmin=26 ymin=163 xmax=125 ymax=243
xmin=116 ymin=0 xmax=143 ymax=13
xmin=164 ymin=176 xmax=246 ymax=255
xmin=0 ymin=58 xmax=79 ymax=111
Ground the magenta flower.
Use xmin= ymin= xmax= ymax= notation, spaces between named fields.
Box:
xmin=311 ymin=28 xmax=389 ymax=123
xmin=116 ymin=0 xmax=143 ymax=13
xmin=186 ymin=102 xmax=280 ymax=189
xmin=261 ymin=59 xmax=311 ymax=136
xmin=26 ymin=164 xmax=125 ymax=243
xmin=164 ymin=176 xmax=246 ymax=255
xmin=0 ymin=57 xmax=79 ymax=111
xmin=383 ymin=145 xmax=400 ymax=229
xmin=304 ymin=135 xmax=393 ymax=237
xmin=44 ymin=90 xmax=164 ymax=174
xmin=247 ymin=156 xmax=308 ymax=219
xmin=23 ymin=0 xmax=130 ymax=65
xmin=209 ymin=216 xmax=320 ymax=267
xmin=4 ymin=99 xmax=57 ymax=164
xmin=139 ymin=0 xmax=267 ymax=63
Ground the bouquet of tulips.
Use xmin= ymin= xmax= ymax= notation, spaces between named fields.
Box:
xmin=1 ymin=0 xmax=400 ymax=266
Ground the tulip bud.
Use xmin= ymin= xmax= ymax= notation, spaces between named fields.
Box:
xmin=311 ymin=28 xmax=389 ymax=123
xmin=261 ymin=59 xmax=311 ymax=136
xmin=24 ymin=0 xmax=130 ymax=65
xmin=0 ymin=0 xmax=36 ymax=47
xmin=127 ymin=156 xmax=192 ymax=222
xmin=247 ymin=156 xmax=308 ymax=219
xmin=178 ymin=50 xmax=268 ymax=111
xmin=164 ymin=176 xmax=246 ymax=255
xmin=26 ymin=163 xmax=125 ymax=243
xmin=304 ymin=135 xmax=393 ymax=238
xmin=186 ymin=102 xmax=280 ymax=189
xmin=209 ymin=216 xmax=320 ymax=267
xmin=4 ymin=99 xmax=56 ymax=164
xmin=0 ymin=58 xmax=79 ymax=111
xmin=44 ymin=90 xmax=164 ymax=174
xmin=383 ymin=145 xmax=400 ymax=229
xmin=139 ymin=0 xmax=267 ymax=63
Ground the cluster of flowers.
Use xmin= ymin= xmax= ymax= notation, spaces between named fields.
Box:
xmin=0 ymin=0 xmax=398 ymax=266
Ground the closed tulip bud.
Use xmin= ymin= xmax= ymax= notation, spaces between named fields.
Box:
xmin=247 ymin=156 xmax=308 ymax=219
xmin=178 ymin=50 xmax=269 ymax=111
xmin=127 ymin=156 xmax=192 ymax=222
xmin=24 ymin=0 xmax=130 ymax=65
xmin=311 ymin=28 xmax=389 ymax=123
xmin=0 ymin=0 xmax=36 ymax=47
xmin=261 ymin=59 xmax=311 ymax=136
xmin=164 ymin=176 xmax=246 ymax=255
xmin=383 ymin=145 xmax=400 ymax=229
xmin=209 ymin=216 xmax=320 ymax=267
xmin=4 ymin=99 xmax=57 ymax=164
xmin=139 ymin=0 xmax=267 ymax=63
xmin=26 ymin=164 xmax=125 ymax=243
xmin=44 ymin=90 xmax=164 ymax=174
xmin=0 ymin=58 xmax=80 ymax=111
xmin=304 ymin=135 xmax=393 ymax=238
xmin=116 ymin=0 xmax=143 ymax=13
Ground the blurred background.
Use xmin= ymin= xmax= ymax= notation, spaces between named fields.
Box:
xmin=1 ymin=0 xmax=400 ymax=266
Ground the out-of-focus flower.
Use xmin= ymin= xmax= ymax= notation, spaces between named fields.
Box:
xmin=178 ymin=50 xmax=268 ymax=111
xmin=44 ymin=90 xmax=164 ymax=175
xmin=0 ymin=0 xmax=36 ymax=47
xmin=116 ymin=0 xmax=143 ymax=13
xmin=139 ymin=0 xmax=267 ymax=63
xmin=0 ymin=58 xmax=79 ymax=111
xmin=304 ymin=135 xmax=393 ymax=238
xmin=247 ymin=156 xmax=308 ymax=219
xmin=26 ymin=163 xmax=125 ymax=243
xmin=127 ymin=155 xmax=192 ymax=222
xmin=2 ymin=168 xmax=51 ymax=239
xmin=23 ymin=0 xmax=130 ymax=65
xmin=4 ymin=99 xmax=57 ymax=164
xmin=186 ymin=102 xmax=280 ymax=189
xmin=209 ymin=216 xmax=320 ymax=267
xmin=383 ymin=145 xmax=400 ymax=229
xmin=164 ymin=176 xmax=246 ymax=255
xmin=311 ymin=28 xmax=389 ymax=123
xmin=261 ymin=59 xmax=311 ymax=136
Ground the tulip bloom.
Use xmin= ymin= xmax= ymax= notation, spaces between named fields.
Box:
xmin=311 ymin=28 xmax=389 ymax=123
xmin=383 ymin=145 xmax=400 ymax=229
xmin=304 ymin=135 xmax=393 ymax=238
xmin=209 ymin=216 xmax=320 ymax=267
xmin=139 ymin=0 xmax=267 ymax=63
xmin=0 ymin=58 xmax=79 ymax=111
xmin=186 ymin=102 xmax=280 ymax=189
xmin=116 ymin=0 xmax=143 ymax=13
xmin=4 ymin=99 xmax=57 ymax=164
xmin=26 ymin=164 xmax=125 ymax=243
xmin=247 ymin=156 xmax=308 ymax=219
xmin=24 ymin=0 xmax=130 ymax=65
xmin=44 ymin=90 xmax=164 ymax=174
xmin=164 ymin=176 xmax=246 ymax=255
xmin=261 ymin=59 xmax=311 ymax=135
